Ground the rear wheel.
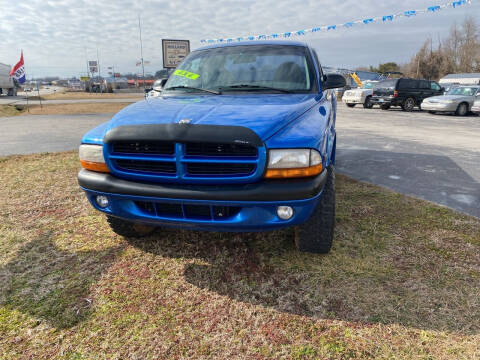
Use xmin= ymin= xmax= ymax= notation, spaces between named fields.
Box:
xmin=346 ymin=103 xmax=355 ymax=108
xmin=363 ymin=96 xmax=373 ymax=109
xmin=380 ymin=104 xmax=390 ymax=110
xmin=106 ymin=215 xmax=156 ymax=238
xmin=295 ymin=165 xmax=335 ymax=254
xmin=402 ymin=97 xmax=415 ymax=112
xmin=455 ymin=103 xmax=468 ymax=116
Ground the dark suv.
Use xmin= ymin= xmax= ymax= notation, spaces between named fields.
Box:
xmin=371 ymin=78 xmax=444 ymax=111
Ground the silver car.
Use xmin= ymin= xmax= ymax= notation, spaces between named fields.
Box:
xmin=421 ymin=86 xmax=480 ymax=116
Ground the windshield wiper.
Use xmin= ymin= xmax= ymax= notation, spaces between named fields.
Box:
xmin=218 ymin=84 xmax=293 ymax=93
xmin=164 ymin=86 xmax=220 ymax=95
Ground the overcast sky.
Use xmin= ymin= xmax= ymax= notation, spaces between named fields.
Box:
xmin=0 ymin=0 xmax=478 ymax=78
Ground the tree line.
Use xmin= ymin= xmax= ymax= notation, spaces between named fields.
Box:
xmin=358 ymin=17 xmax=480 ymax=81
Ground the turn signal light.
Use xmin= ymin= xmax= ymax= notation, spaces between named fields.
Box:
xmin=80 ymin=160 xmax=110 ymax=173
xmin=265 ymin=164 xmax=323 ymax=179
xmin=393 ymin=90 xmax=398 ymax=98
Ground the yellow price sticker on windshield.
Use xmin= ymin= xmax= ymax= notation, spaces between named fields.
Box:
xmin=173 ymin=69 xmax=200 ymax=80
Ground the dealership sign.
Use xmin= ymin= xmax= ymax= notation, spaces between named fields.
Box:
xmin=88 ymin=61 xmax=98 ymax=73
xmin=162 ymin=39 xmax=190 ymax=68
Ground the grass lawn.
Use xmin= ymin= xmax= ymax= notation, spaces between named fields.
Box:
xmin=0 ymin=103 xmax=131 ymax=117
xmin=0 ymin=152 xmax=479 ymax=359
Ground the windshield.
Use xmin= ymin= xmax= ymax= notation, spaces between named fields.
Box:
xmin=362 ymin=82 xmax=374 ymax=89
xmin=373 ymin=80 xmax=396 ymax=89
xmin=164 ymin=45 xmax=316 ymax=94
xmin=447 ymin=87 xmax=479 ymax=96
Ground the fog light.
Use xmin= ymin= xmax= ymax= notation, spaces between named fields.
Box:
xmin=277 ymin=206 xmax=293 ymax=220
xmin=95 ymin=195 xmax=109 ymax=208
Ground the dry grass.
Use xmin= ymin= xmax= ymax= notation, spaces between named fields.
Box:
xmin=0 ymin=105 xmax=24 ymax=117
xmin=1 ymin=103 xmax=131 ymax=116
xmin=0 ymin=152 xmax=479 ymax=359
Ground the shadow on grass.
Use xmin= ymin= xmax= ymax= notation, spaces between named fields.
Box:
xmin=126 ymin=188 xmax=479 ymax=335
xmin=0 ymin=231 xmax=123 ymax=329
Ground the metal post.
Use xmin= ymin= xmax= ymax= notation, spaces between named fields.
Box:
xmin=138 ymin=14 xmax=146 ymax=93
xmin=97 ymin=47 xmax=102 ymax=93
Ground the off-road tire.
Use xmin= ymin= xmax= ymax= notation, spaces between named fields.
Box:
xmin=455 ymin=103 xmax=468 ymax=116
xmin=380 ymin=104 xmax=390 ymax=110
xmin=106 ymin=215 xmax=155 ymax=238
xmin=346 ymin=103 xmax=355 ymax=108
xmin=295 ymin=165 xmax=335 ymax=254
xmin=402 ymin=97 xmax=415 ymax=112
xmin=363 ymin=96 xmax=373 ymax=109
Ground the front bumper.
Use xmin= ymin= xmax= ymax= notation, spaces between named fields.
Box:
xmin=421 ymin=102 xmax=457 ymax=112
xmin=78 ymin=169 xmax=327 ymax=231
xmin=342 ymin=96 xmax=363 ymax=104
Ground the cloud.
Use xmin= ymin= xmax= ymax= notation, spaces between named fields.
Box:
xmin=0 ymin=0 xmax=477 ymax=77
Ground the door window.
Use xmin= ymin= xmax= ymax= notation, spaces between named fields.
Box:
xmin=398 ymin=79 xmax=418 ymax=90
xmin=430 ymin=82 xmax=441 ymax=91
xmin=419 ymin=80 xmax=430 ymax=89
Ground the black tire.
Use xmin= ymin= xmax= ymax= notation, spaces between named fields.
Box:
xmin=428 ymin=111 xmax=436 ymax=114
xmin=455 ymin=103 xmax=468 ymax=116
xmin=295 ymin=165 xmax=335 ymax=254
xmin=402 ymin=97 xmax=415 ymax=112
xmin=363 ymin=96 xmax=373 ymax=109
xmin=106 ymin=215 xmax=155 ymax=238
xmin=346 ymin=103 xmax=355 ymax=108
xmin=380 ymin=104 xmax=390 ymax=110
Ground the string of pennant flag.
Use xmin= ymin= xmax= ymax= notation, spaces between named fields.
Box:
xmin=200 ymin=0 xmax=471 ymax=44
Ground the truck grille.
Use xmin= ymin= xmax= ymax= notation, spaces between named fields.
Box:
xmin=114 ymin=159 xmax=176 ymax=174
xmin=135 ymin=201 xmax=241 ymax=220
xmin=106 ymin=140 xmax=263 ymax=183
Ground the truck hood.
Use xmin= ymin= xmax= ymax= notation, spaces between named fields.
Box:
xmin=107 ymin=94 xmax=319 ymax=141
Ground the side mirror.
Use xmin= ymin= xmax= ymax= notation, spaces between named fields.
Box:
xmin=322 ymin=74 xmax=346 ymax=90
xmin=160 ymin=78 xmax=168 ymax=88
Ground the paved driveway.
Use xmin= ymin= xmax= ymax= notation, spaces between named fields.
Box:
xmin=1 ymin=105 xmax=479 ymax=217
xmin=335 ymin=104 xmax=480 ymax=217
xmin=0 ymin=113 xmax=112 ymax=156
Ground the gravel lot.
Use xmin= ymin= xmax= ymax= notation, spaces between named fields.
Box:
xmin=0 ymin=102 xmax=478 ymax=217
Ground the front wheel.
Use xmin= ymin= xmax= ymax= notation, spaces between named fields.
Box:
xmin=363 ymin=96 xmax=373 ymax=109
xmin=455 ymin=103 xmax=468 ymax=116
xmin=346 ymin=103 xmax=355 ymax=108
xmin=402 ymin=97 xmax=415 ymax=112
xmin=295 ymin=166 xmax=335 ymax=254
xmin=106 ymin=215 xmax=156 ymax=238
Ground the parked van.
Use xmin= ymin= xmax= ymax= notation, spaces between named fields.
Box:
xmin=370 ymin=78 xmax=443 ymax=111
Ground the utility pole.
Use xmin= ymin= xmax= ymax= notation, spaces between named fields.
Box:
xmin=138 ymin=14 xmax=146 ymax=93
xmin=96 ymin=47 xmax=102 ymax=93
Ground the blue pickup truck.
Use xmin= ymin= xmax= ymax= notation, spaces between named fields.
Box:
xmin=78 ymin=41 xmax=345 ymax=253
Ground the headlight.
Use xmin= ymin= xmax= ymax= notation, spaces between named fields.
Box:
xmin=265 ymin=149 xmax=323 ymax=178
xmin=79 ymin=144 xmax=109 ymax=173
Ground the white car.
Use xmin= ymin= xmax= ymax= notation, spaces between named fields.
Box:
xmin=472 ymin=98 xmax=480 ymax=115
xmin=342 ymin=81 xmax=377 ymax=109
